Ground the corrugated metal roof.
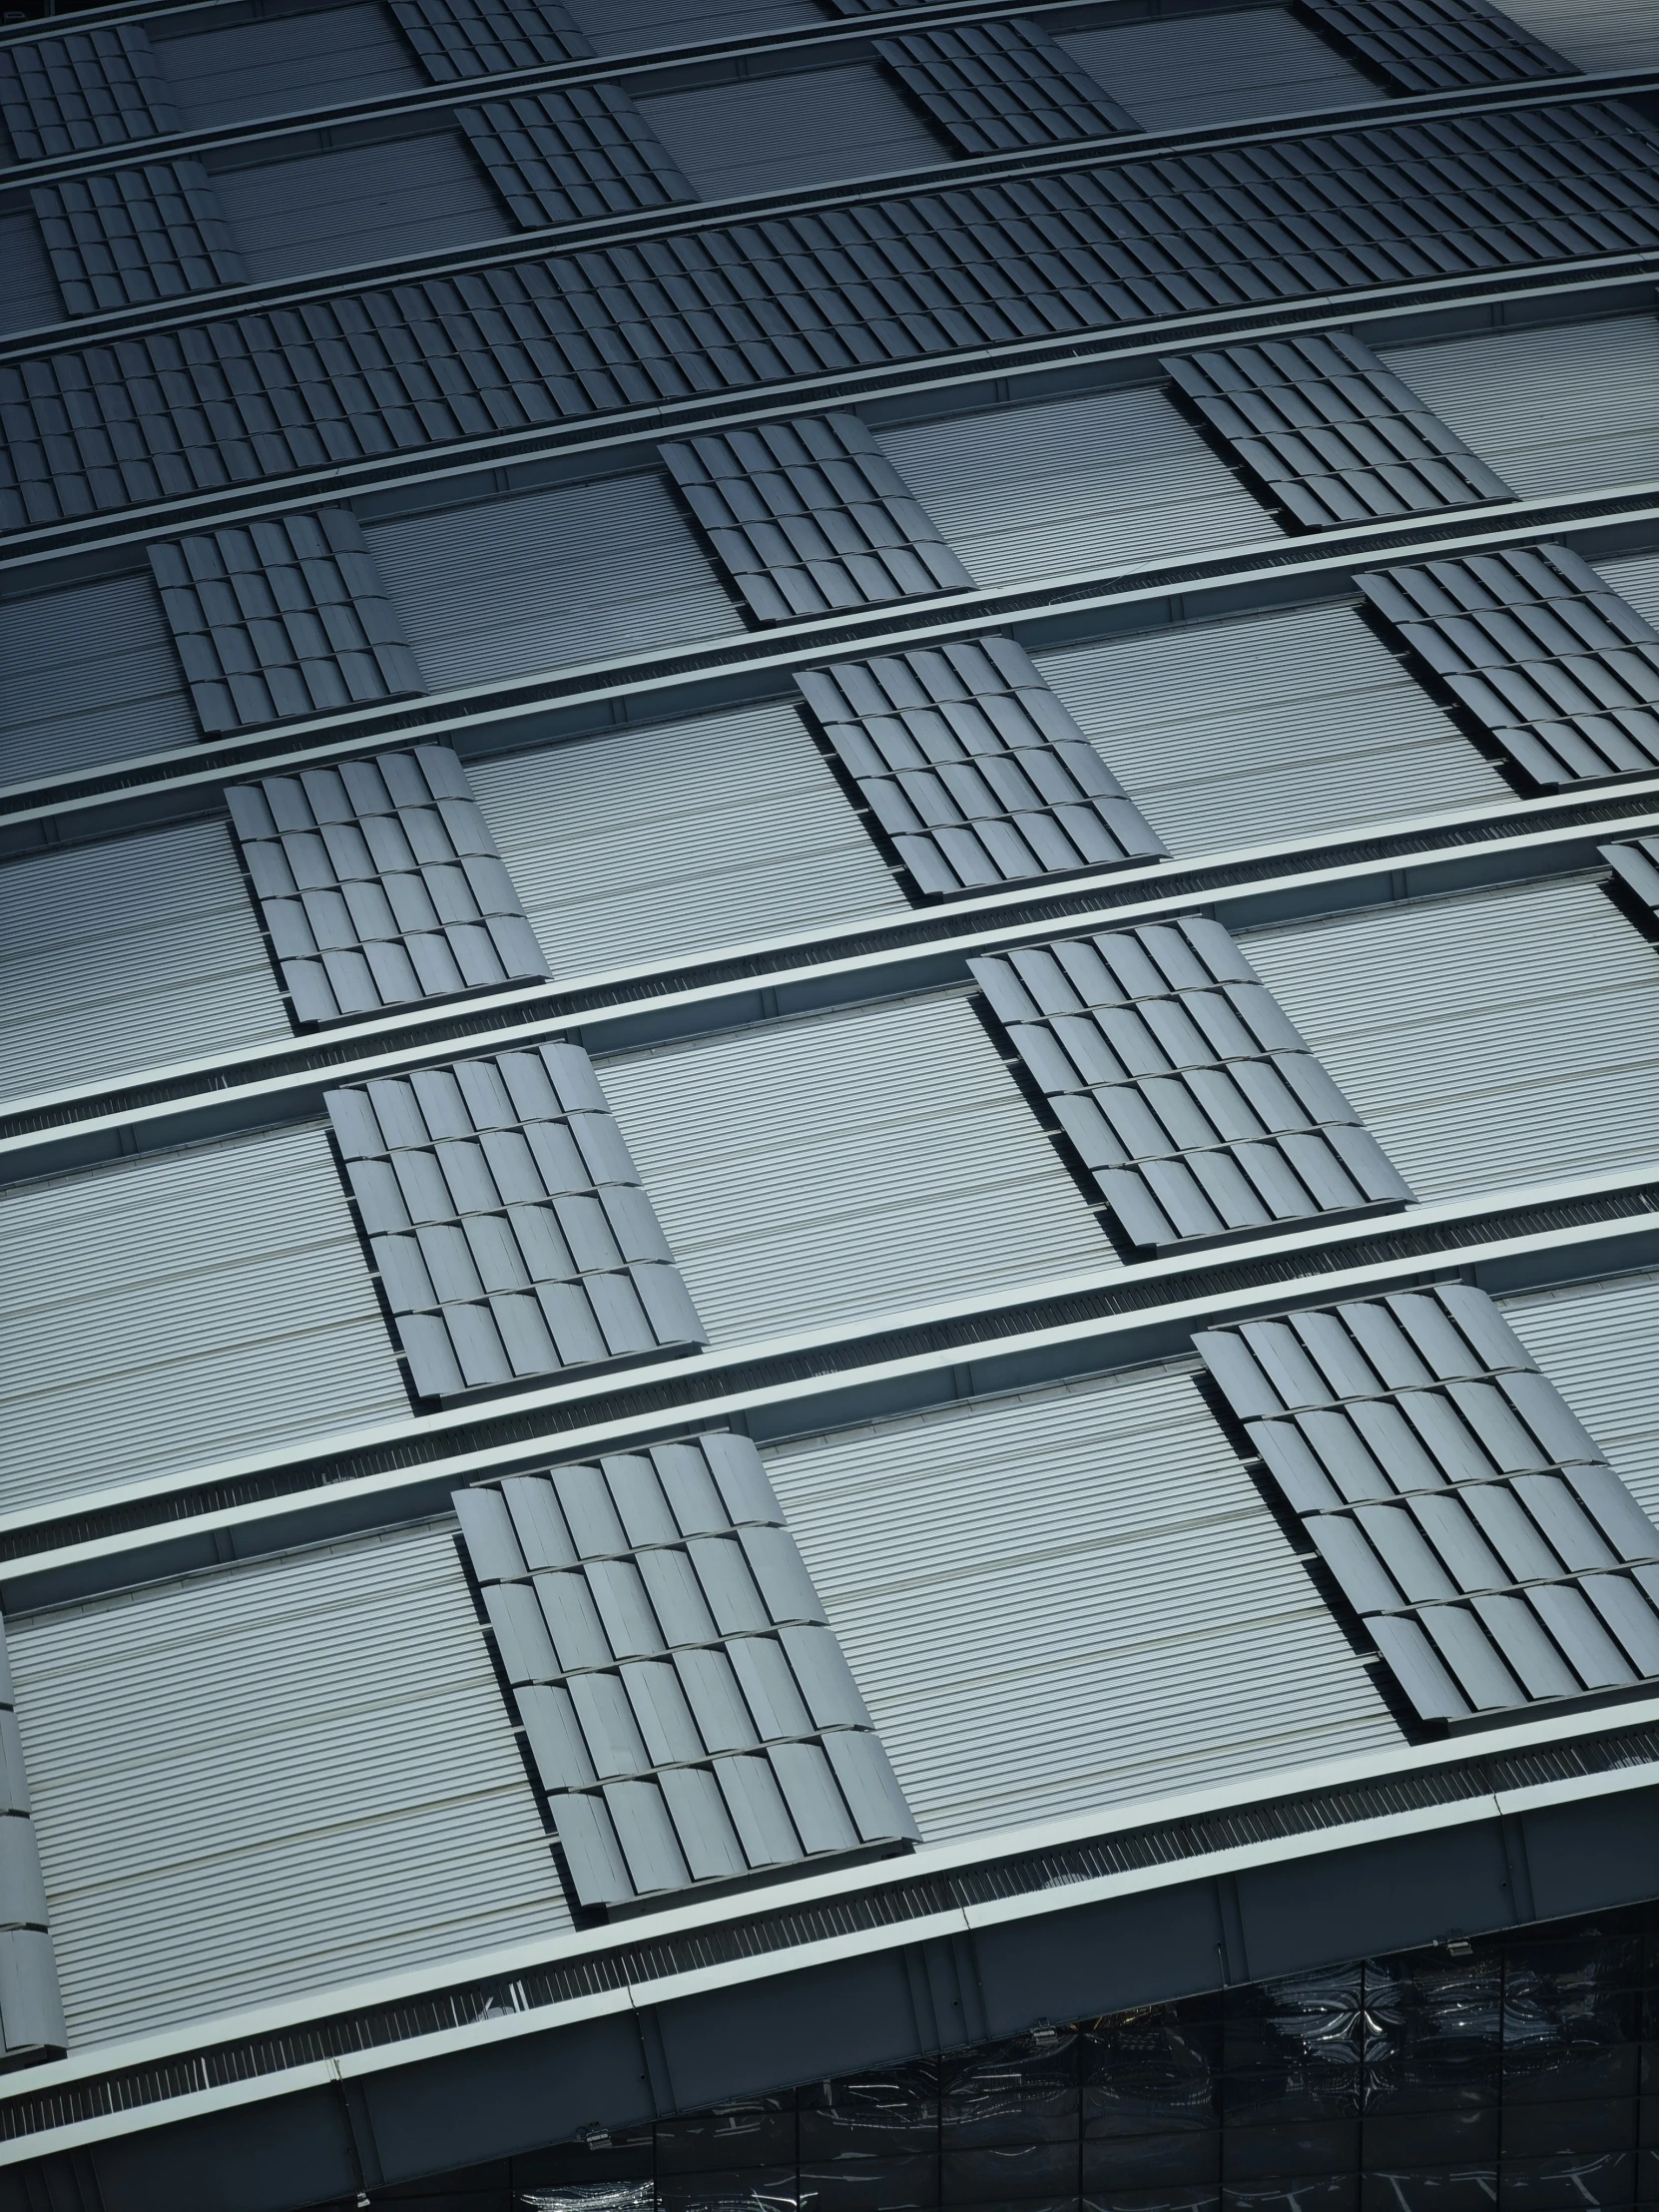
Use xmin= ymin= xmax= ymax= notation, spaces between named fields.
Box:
xmin=1241 ymin=879 xmax=1659 ymax=1203
xmin=565 ymin=0 xmax=821 ymax=57
xmin=1491 ymin=0 xmax=1659 ymax=70
xmin=1595 ymin=550 xmax=1659 ymax=632
xmin=0 ymin=1126 xmax=407 ymax=1512
xmin=0 ymin=573 xmax=195 ymax=788
xmin=640 ymin=63 xmax=948 ymax=199
xmin=766 ymin=1365 xmax=1399 ymax=1842
xmin=1502 ymin=1271 xmax=1659 ymax=1529
xmin=7 ymin=1521 xmax=571 ymax=2047
xmin=1055 ymin=8 xmax=1381 ymax=131
xmin=150 ymin=2 xmax=424 ymax=130
xmin=470 ymin=703 xmax=905 ymax=977
xmin=0 ymin=211 xmax=60 ymax=336
xmin=601 ymin=994 xmax=1111 ymax=1345
xmin=1037 ymin=602 xmax=1507 ymax=857
xmin=878 ymin=387 xmax=1277 ymax=589
xmin=0 ymin=822 xmax=288 ymax=1107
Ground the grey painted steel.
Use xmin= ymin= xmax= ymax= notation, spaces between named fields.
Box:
xmin=1495 ymin=0 xmax=1659 ymax=71
xmin=1055 ymin=8 xmax=1382 ymax=133
xmin=5 ymin=1523 xmax=571 ymax=2048
xmin=568 ymin=0 xmax=820 ymax=49
xmin=1292 ymin=0 xmax=1578 ymax=93
xmin=387 ymin=0 xmax=593 ymax=81
xmin=327 ymin=1042 xmax=707 ymax=1399
xmin=0 ymin=819 xmax=287 ymax=1109
xmin=0 ymin=1624 xmax=65 ymax=2065
xmin=0 ymin=24 xmax=175 ymax=161
xmin=0 ymin=571 xmax=193 ymax=788
xmin=454 ymin=84 xmax=695 ymax=229
xmin=1164 ymin=330 xmax=1515 ymax=529
xmin=0 ymin=213 xmax=60 ymax=338
xmin=470 ymin=700 xmax=905 ymax=976
xmin=1358 ymin=543 xmax=1659 ymax=787
xmin=0 ymin=1123 xmax=406 ymax=1515
xmin=456 ymin=1432 xmax=915 ymax=1906
xmin=660 ymin=413 xmax=972 ymax=624
xmin=797 ymin=636 xmax=1167 ymax=894
xmin=973 ymin=916 xmax=1411 ymax=1250
xmin=1195 ymin=1285 xmax=1659 ymax=1719
xmin=1601 ymin=830 xmax=1659 ymax=920
xmin=149 ymin=507 xmax=424 ymax=734
xmin=872 ymin=18 xmax=1138 ymax=156
xmin=227 ymin=743 xmax=549 ymax=1025
xmin=30 ymin=160 xmax=244 ymax=315
xmin=1597 ymin=551 xmax=1659 ymax=635
xmin=147 ymin=3 xmax=424 ymax=134
xmin=1503 ymin=1269 xmax=1659 ymax=1534
xmin=7 ymin=99 xmax=1656 ymax=534
xmin=637 ymin=61 xmax=948 ymax=202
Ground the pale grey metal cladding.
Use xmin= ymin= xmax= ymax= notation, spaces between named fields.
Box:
xmin=0 ymin=1630 xmax=65 ymax=2064
xmin=1163 ymin=332 xmax=1515 ymax=529
xmin=972 ymin=917 xmax=1412 ymax=1250
xmin=1194 ymin=1286 xmax=1659 ymax=1722
xmin=1292 ymin=0 xmax=1577 ymax=93
xmin=1358 ymin=545 xmax=1659 ymax=787
xmin=0 ymin=24 xmax=177 ymax=161
xmin=796 ymin=637 xmax=1167 ymax=895
xmin=30 ymin=161 xmax=246 ymax=316
xmin=148 ymin=508 xmax=424 ymax=735
xmin=453 ymin=1432 xmax=917 ymax=1909
xmin=454 ymin=86 xmax=696 ymax=230
xmin=385 ymin=0 xmax=593 ymax=81
xmin=225 ymin=744 xmax=551 ymax=1026
xmin=327 ymin=1044 xmax=708 ymax=1399
xmin=660 ymin=414 xmax=973 ymax=625
xmin=1601 ymin=834 xmax=1659 ymax=918
xmin=871 ymin=19 xmax=1139 ymax=156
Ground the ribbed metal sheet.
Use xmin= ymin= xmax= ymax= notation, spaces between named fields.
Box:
xmin=1381 ymin=316 xmax=1659 ymax=499
xmin=0 ymin=821 xmax=288 ymax=1108
xmin=0 ymin=1126 xmax=407 ymax=1513
xmin=7 ymin=1522 xmax=571 ymax=2047
xmin=600 ymin=994 xmax=1110 ymax=1346
xmin=1056 ymin=8 xmax=1381 ymax=132
xmin=877 ymin=389 xmax=1277 ymax=590
xmin=0 ymin=573 xmax=194 ymax=788
xmin=564 ymin=0 xmax=820 ymax=52
xmin=0 ymin=213 xmax=61 ymax=336
xmin=1037 ymin=604 xmax=1507 ymax=858
xmin=364 ymin=475 xmax=739 ymax=693
xmin=638 ymin=63 xmax=947 ymax=201
xmin=1493 ymin=0 xmax=1659 ymax=69
xmin=1503 ymin=1270 xmax=1659 ymax=1530
xmin=469 ymin=703 xmax=904 ymax=977
xmin=1241 ymin=879 xmax=1659 ymax=1203
xmin=765 ymin=1367 xmax=1399 ymax=1842
xmin=1595 ymin=552 xmax=1659 ymax=634
xmin=212 ymin=132 xmax=506 ymax=284
xmin=150 ymin=4 xmax=424 ymax=131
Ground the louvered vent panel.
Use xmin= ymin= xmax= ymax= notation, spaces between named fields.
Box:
xmin=456 ymin=86 xmax=695 ymax=228
xmin=1165 ymin=332 xmax=1515 ymax=529
xmin=797 ymin=637 xmax=1167 ymax=896
xmin=454 ymin=1432 xmax=916 ymax=1908
xmin=0 ymin=25 xmax=177 ymax=161
xmin=661 ymin=414 xmax=971 ymax=625
xmin=1358 ymin=545 xmax=1659 ymax=787
xmin=149 ymin=510 xmax=423 ymax=735
xmin=973 ymin=918 xmax=1412 ymax=1251
xmin=387 ymin=0 xmax=592 ymax=79
xmin=872 ymin=20 xmax=1138 ymax=156
xmin=227 ymin=744 xmax=550 ymax=1026
xmin=1294 ymin=0 xmax=1577 ymax=91
xmin=1195 ymin=1287 xmax=1659 ymax=1721
xmin=328 ymin=1046 xmax=706 ymax=1400
xmin=30 ymin=162 xmax=244 ymax=318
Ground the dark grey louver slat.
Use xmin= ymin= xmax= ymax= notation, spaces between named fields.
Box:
xmin=1163 ymin=334 xmax=1515 ymax=529
xmin=1293 ymin=0 xmax=1577 ymax=93
xmin=1358 ymin=547 xmax=1659 ymax=788
xmin=0 ymin=25 xmax=177 ymax=161
xmin=327 ymin=1047 xmax=707 ymax=1401
xmin=659 ymin=415 xmax=972 ymax=625
xmin=872 ymin=21 xmax=1139 ymax=156
xmin=149 ymin=510 xmax=424 ymax=735
xmin=796 ymin=638 xmax=1167 ymax=895
xmin=385 ymin=0 xmax=592 ymax=81
xmin=227 ymin=745 xmax=551 ymax=1026
xmin=1195 ymin=1287 xmax=1659 ymax=1722
xmin=30 ymin=162 xmax=245 ymax=316
xmin=453 ymin=1433 xmax=917 ymax=1908
xmin=973 ymin=919 xmax=1411 ymax=1251
xmin=455 ymin=87 xmax=696 ymax=229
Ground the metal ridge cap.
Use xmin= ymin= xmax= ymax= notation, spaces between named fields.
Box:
xmin=0 ymin=70 xmax=1650 ymax=373
xmin=5 ymin=1168 xmax=1659 ymax=1575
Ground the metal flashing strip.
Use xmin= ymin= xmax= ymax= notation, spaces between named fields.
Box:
xmin=4 ymin=785 xmax=1658 ymax=1167
xmin=0 ymin=1693 xmax=1655 ymax=2158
